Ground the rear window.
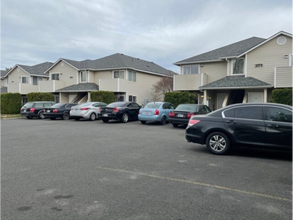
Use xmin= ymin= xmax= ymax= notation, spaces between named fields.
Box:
xmin=22 ymin=103 xmax=33 ymax=108
xmin=144 ymin=103 xmax=161 ymax=109
xmin=176 ymin=104 xmax=198 ymax=112
xmin=107 ymin=102 xmax=127 ymax=107
xmin=52 ymin=103 xmax=66 ymax=108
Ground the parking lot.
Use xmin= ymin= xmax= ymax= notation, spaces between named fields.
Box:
xmin=1 ymin=118 xmax=292 ymax=220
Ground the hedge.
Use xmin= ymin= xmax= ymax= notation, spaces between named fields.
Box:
xmin=1 ymin=93 xmax=22 ymax=114
xmin=271 ymin=88 xmax=292 ymax=106
xmin=27 ymin=92 xmax=54 ymax=101
xmin=90 ymin=91 xmax=115 ymax=104
xmin=164 ymin=91 xmax=197 ymax=108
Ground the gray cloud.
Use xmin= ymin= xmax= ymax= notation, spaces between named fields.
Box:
xmin=1 ymin=0 xmax=292 ymax=73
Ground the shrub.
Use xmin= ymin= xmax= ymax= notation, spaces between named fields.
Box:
xmin=27 ymin=92 xmax=54 ymax=101
xmin=1 ymin=93 xmax=22 ymax=114
xmin=164 ymin=91 xmax=197 ymax=108
xmin=90 ymin=91 xmax=115 ymax=104
xmin=271 ymin=88 xmax=292 ymax=106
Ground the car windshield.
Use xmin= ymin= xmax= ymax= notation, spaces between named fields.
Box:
xmin=144 ymin=103 xmax=161 ymax=109
xmin=176 ymin=104 xmax=198 ymax=111
xmin=78 ymin=103 xmax=92 ymax=107
xmin=51 ymin=103 xmax=66 ymax=108
xmin=22 ymin=103 xmax=33 ymax=108
xmin=107 ymin=102 xmax=127 ymax=107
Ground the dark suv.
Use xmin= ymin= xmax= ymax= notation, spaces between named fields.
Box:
xmin=20 ymin=101 xmax=55 ymax=119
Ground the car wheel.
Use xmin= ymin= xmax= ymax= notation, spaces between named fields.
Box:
xmin=102 ymin=119 xmax=109 ymax=123
xmin=121 ymin=113 xmax=129 ymax=123
xmin=140 ymin=120 xmax=146 ymax=124
xmin=89 ymin=113 xmax=96 ymax=121
xmin=172 ymin=123 xmax=178 ymax=127
xmin=160 ymin=116 xmax=167 ymax=125
xmin=26 ymin=116 xmax=33 ymax=119
xmin=206 ymin=132 xmax=231 ymax=155
xmin=38 ymin=111 xmax=45 ymax=119
xmin=62 ymin=113 xmax=70 ymax=120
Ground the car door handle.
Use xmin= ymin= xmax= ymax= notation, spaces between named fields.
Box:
xmin=225 ymin=120 xmax=234 ymax=124
xmin=267 ymin=124 xmax=279 ymax=128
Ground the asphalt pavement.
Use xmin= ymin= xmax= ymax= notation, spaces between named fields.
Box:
xmin=1 ymin=118 xmax=292 ymax=220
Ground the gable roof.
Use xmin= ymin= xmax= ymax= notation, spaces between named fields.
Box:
xmin=47 ymin=53 xmax=177 ymax=77
xmin=55 ymin=83 xmax=99 ymax=92
xmin=199 ymin=76 xmax=272 ymax=90
xmin=174 ymin=37 xmax=266 ymax=65
xmin=4 ymin=62 xmax=53 ymax=78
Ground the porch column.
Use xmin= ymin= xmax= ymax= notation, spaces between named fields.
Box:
xmin=264 ymin=88 xmax=267 ymax=103
xmin=88 ymin=92 xmax=91 ymax=102
xmin=203 ymin=90 xmax=207 ymax=105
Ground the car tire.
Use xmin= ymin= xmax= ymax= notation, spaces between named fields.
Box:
xmin=38 ymin=111 xmax=45 ymax=119
xmin=121 ymin=113 xmax=129 ymax=123
xmin=160 ymin=116 xmax=167 ymax=125
xmin=206 ymin=132 xmax=231 ymax=155
xmin=62 ymin=113 xmax=70 ymax=120
xmin=102 ymin=119 xmax=109 ymax=123
xmin=140 ymin=120 xmax=146 ymax=124
xmin=26 ymin=116 xmax=33 ymax=119
xmin=89 ymin=113 xmax=96 ymax=121
xmin=172 ymin=123 xmax=178 ymax=127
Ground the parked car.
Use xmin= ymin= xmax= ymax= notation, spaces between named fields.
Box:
xmin=186 ymin=103 xmax=292 ymax=155
xmin=99 ymin=101 xmax=141 ymax=123
xmin=43 ymin=103 xmax=78 ymax=120
xmin=70 ymin=102 xmax=107 ymax=121
xmin=169 ymin=104 xmax=211 ymax=127
xmin=20 ymin=101 xmax=55 ymax=119
xmin=138 ymin=102 xmax=174 ymax=125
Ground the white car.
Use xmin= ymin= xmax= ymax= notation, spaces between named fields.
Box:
xmin=70 ymin=102 xmax=107 ymax=121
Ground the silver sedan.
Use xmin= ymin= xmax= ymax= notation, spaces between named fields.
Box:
xmin=70 ymin=102 xmax=107 ymax=121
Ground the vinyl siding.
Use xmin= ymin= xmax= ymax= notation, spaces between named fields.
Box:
xmin=246 ymin=34 xmax=292 ymax=85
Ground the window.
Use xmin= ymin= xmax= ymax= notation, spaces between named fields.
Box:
xmin=22 ymin=77 xmax=29 ymax=84
xmin=81 ymin=71 xmax=87 ymax=82
xmin=34 ymin=103 xmax=44 ymax=108
xmin=183 ymin=65 xmax=199 ymax=75
xmin=255 ymin=64 xmax=263 ymax=68
xmin=51 ymin=74 xmax=59 ymax=80
xmin=114 ymin=70 xmax=125 ymax=79
xmin=235 ymin=107 xmax=262 ymax=120
xmin=33 ymin=76 xmax=42 ymax=85
xmin=129 ymin=95 xmax=137 ymax=102
xmin=223 ymin=109 xmax=234 ymax=118
xmin=265 ymin=107 xmax=292 ymax=123
xmin=128 ymin=70 xmax=136 ymax=82
xmin=233 ymin=58 xmax=244 ymax=74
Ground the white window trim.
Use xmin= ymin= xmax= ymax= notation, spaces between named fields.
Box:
xmin=128 ymin=70 xmax=136 ymax=82
xmin=80 ymin=70 xmax=87 ymax=83
xmin=231 ymin=58 xmax=245 ymax=75
xmin=51 ymin=73 xmax=60 ymax=80
xmin=21 ymin=76 xmax=29 ymax=84
xmin=181 ymin=64 xmax=200 ymax=75
xmin=129 ymin=95 xmax=137 ymax=102
xmin=113 ymin=70 xmax=125 ymax=79
xmin=289 ymin=54 xmax=293 ymax=66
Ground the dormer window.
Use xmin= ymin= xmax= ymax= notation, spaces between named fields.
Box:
xmin=182 ymin=65 xmax=199 ymax=75
xmin=233 ymin=58 xmax=244 ymax=74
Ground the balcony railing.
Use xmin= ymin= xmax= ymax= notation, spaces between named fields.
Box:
xmin=274 ymin=66 xmax=292 ymax=88
xmin=8 ymin=83 xmax=38 ymax=94
xmin=39 ymin=80 xmax=65 ymax=92
xmin=99 ymin=78 xmax=136 ymax=92
xmin=174 ymin=73 xmax=208 ymax=91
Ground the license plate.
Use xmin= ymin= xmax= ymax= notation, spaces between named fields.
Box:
xmin=103 ymin=114 xmax=108 ymax=117
xmin=23 ymin=110 xmax=26 ymax=112
xmin=177 ymin=114 xmax=184 ymax=117
xmin=47 ymin=110 xmax=50 ymax=112
xmin=144 ymin=111 xmax=151 ymax=115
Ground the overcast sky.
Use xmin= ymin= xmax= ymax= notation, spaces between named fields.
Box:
xmin=1 ymin=0 xmax=292 ymax=73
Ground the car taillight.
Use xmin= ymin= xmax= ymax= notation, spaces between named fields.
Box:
xmin=98 ymin=107 xmax=102 ymax=113
xmin=80 ymin=107 xmax=90 ymax=111
xmin=169 ymin=112 xmax=175 ymax=117
xmin=154 ymin=109 xmax=159 ymax=115
xmin=139 ymin=110 xmax=141 ymax=114
xmin=30 ymin=108 xmax=35 ymax=112
xmin=53 ymin=109 xmax=58 ymax=113
xmin=113 ymin=107 xmax=119 ymax=113
xmin=188 ymin=119 xmax=200 ymax=126
xmin=187 ymin=113 xmax=194 ymax=118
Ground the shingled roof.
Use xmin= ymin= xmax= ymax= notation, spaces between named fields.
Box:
xmin=56 ymin=83 xmax=99 ymax=92
xmin=199 ymin=76 xmax=272 ymax=90
xmin=59 ymin=53 xmax=176 ymax=76
xmin=1 ymin=70 xmax=9 ymax=79
xmin=174 ymin=37 xmax=266 ymax=65
xmin=18 ymin=62 xmax=53 ymax=76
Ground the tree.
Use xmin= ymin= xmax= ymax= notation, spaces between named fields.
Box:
xmin=151 ymin=76 xmax=173 ymax=101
